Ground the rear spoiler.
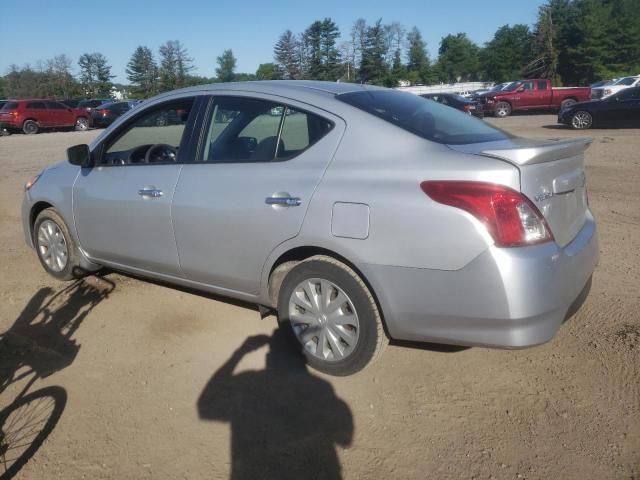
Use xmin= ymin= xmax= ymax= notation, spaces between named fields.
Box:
xmin=479 ymin=138 xmax=592 ymax=166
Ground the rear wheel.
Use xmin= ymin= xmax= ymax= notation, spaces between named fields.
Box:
xmin=277 ymin=255 xmax=387 ymax=376
xmin=494 ymin=102 xmax=511 ymax=118
xmin=33 ymin=208 xmax=83 ymax=281
xmin=75 ymin=117 xmax=89 ymax=131
xmin=22 ymin=120 xmax=39 ymax=135
xmin=571 ymin=111 xmax=593 ymax=129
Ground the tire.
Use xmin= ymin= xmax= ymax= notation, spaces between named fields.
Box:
xmin=494 ymin=101 xmax=511 ymax=118
xmin=33 ymin=208 xmax=83 ymax=281
xmin=277 ymin=255 xmax=387 ymax=376
xmin=0 ymin=386 xmax=67 ymax=480
xmin=570 ymin=111 xmax=593 ymax=130
xmin=75 ymin=117 xmax=89 ymax=131
xmin=560 ymin=98 xmax=577 ymax=110
xmin=22 ymin=120 xmax=39 ymax=135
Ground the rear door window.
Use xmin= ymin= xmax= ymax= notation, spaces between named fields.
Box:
xmin=26 ymin=102 xmax=46 ymax=109
xmin=537 ymin=81 xmax=548 ymax=90
xmin=46 ymin=102 xmax=66 ymax=109
xmin=338 ymin=90 xmax=511 ymax=145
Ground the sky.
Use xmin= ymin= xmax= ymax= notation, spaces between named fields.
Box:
xmin=3 ymin=0 xmax=544 ymax=83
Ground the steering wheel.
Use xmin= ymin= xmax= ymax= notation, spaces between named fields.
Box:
xmin=145 ymin=143 xmax=177 ymax=163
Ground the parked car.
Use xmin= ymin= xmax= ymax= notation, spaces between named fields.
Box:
xmin=421 ymin=93 xmax=484 ymax=118
xmin=91 ymin=101 xmax=140 ymax=128
xmin=589 ymin=79 xmax=616 ymax=90
xmin=22 ymin=81 xmax=597 ymax=375
xmin=591 ymin=75 xmax=640 ymax=100
xmin=0 ymin=99 xmax=90 ymax=134
xmin=479 ymin=79 xmax=591 ymax=117
xmin=78 ymin=99 xmax=112 ymax=113
xmin=558 ymin=86 xmax=640 ymax=129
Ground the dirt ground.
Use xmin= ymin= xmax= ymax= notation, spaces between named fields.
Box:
xmin=0 ymin=115 xmax=638 ymax=479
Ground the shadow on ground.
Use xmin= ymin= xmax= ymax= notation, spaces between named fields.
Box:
xmin=198 ymin=329 xmax=353 ymax=480
xmin=0 ymin=276 xmax=113 ymax=479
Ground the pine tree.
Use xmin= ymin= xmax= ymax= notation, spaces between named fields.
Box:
xmin=274 ymin=30 xmax=301 ymax=79
xmin=126 ymin=46 xmax=158 ymax=97
xmin=78 ymin=53 xmax=114 ymax=97
xmin=216 ymin=49 xmax=237 ymax=82
xmin=158 ymin=40 xmax=193 ymax=91
xmin=359 ymin=19 xmax=388 ymax=85
xmin=406 ymin=27 xmax=431 ymax=84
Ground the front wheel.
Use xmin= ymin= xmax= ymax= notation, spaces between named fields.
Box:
xmin=277 ymin=256 xmax=387 ymax=376
xmin=75 ymin=117 xmax=89 ymax=131
xmin=33 ymin=208 xmax=83 ymax=280
xmin=494 ymin=102 xmax=511 ymax=118
xmin=571 ymin=111 xmax=593 ymax=129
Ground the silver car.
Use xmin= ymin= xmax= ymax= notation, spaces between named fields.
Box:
xmin=22 ymin=81 xmax=598 ymax=375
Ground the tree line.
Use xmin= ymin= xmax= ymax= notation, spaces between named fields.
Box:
xmin=1 ymin=0 xmax=638 ymax=100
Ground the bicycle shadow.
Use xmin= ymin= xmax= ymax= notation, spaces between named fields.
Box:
xmin=0 ymin=275 xmax=114 ymax=479
xmin=197 ymin=329 xmax=353 ymax=480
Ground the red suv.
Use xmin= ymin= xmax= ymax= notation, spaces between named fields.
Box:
xmin=0 ymin=100 xmax=91 ymax=134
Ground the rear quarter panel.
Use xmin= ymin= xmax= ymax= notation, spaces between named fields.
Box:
xmin=261 ymin=109 xmax=520 ymax=301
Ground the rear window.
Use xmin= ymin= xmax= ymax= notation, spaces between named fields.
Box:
xmin=338 ymin=90 xmax=512 ymax=145
xmin=1 ymin=102 xmax=18 ymax=110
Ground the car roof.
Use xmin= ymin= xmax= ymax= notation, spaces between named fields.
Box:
xmin=154 ymin=80 xmax=385 ymax=104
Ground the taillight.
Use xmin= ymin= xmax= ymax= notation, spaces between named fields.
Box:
xmin=101 ymin=109 xmax=111 ymax=117
xmin=420 ymin=181 xmax=553 ymax=247
xmin=463 ymin=105 xmax=471 ymax=111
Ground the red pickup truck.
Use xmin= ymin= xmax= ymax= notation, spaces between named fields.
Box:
xmin=480 ymin=79 xmax=591 ymax=117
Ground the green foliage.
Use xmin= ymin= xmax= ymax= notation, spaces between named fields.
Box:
xmin=302 ymin=18 xmax=342 ymax=81
xmin=406 ymin=27 xmax=432 ymax=84
xmin=255 ymin=63 xmax=282 ymax=80
xmin=359 ymin=19 xmax=388 ymax=85
xmin=126 ymin=46 xmax=158 ymax=98
xmin=216 ymin=49 xmax=237 ymax=83
xmin=158 ymin=40 xmax=193 ymax=91
xmin=274 ymin=30 xmax=300 ymax=79
xmin=436 ymin=33 xmax=480 ymax=83
xmin=78 ymin=52 xmax=114 ymax=97
xmin=481 ymin=24 xmax=533 ymax=82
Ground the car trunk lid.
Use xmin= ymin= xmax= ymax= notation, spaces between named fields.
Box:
xmin=448 ymin=137 xmax=592 ymax=247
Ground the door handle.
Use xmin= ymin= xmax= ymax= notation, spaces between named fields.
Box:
xmin=138 ymin=188 xmax=163 ymax=198
xmin=265 ymin=196 xmax=301 ymax=207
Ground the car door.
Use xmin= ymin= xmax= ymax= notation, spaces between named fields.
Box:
xmin=73 ymin=95 xmax=201 ymax=276
xmin=26 ymin=102 xmax=49 ymax=126
xmin=604 ymin=88 xmax=640 ymax=126
xmin=45 ymin=101 xmax=73 ymax=127
xmin=172 ymin=94 xmax=344 ymax=295
xmin=512 ymin=81 xmax=536 ymax=109
xmin=533 ymin=80 xmax=552 ymax=108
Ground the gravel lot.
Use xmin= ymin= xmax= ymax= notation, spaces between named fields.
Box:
xmin=1 ymin=115 xmax=638 ymax=479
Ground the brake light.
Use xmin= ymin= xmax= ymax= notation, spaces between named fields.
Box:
xmin=101 ymin=109 xmax=111 ymax=117
xmin=420 ymin=181 xmax=553 ymax=247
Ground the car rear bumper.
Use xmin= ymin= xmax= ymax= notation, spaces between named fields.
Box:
xmin=360 ymin=212 xmax=598 ymax=348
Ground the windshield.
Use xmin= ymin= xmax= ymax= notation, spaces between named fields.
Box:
xmin=614 ymin=77 xmax=638 ymax=86
xmin=337 ymin=90 xmax=512 ymax=145
xmin=502 ymin=81 xmax=521 ymax=92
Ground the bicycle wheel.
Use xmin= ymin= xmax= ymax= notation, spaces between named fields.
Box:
xmin=0 ymin=386 xmax=67 ymax=479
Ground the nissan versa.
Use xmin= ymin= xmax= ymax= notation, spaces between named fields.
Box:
xmin=22 ymin=81 xmax=598 ymax=375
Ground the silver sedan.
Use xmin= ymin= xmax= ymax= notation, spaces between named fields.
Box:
xmin=22 ymin=81 xmax=598 ymax=375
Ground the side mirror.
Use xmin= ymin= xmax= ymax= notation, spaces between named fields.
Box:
xmin=67 ymin=144 xmax=93 ymax=167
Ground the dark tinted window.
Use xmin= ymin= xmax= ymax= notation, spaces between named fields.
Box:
xmin=338 ymin=90 xmax=512 ymax=145
xmin=618 ymin=87 xmax=640 ymax=101
xmin=537 ymin=81 xmax=548 ymax=90
xmin=26 ymin=102 xmax=46 ymax=109
xmin=1 ymin=102 xmax=18 ymax=110
xmin=46 ymin=102 xmax=66 ymax=109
